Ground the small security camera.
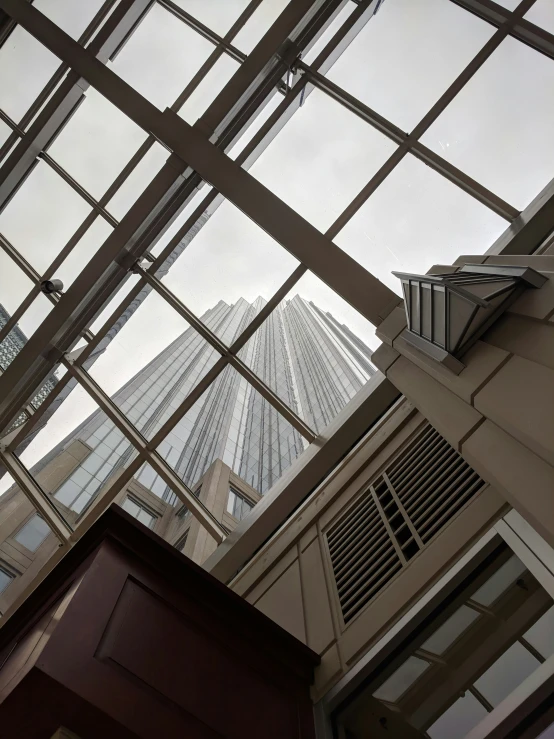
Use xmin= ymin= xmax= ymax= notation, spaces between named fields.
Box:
xmin=40 ymin=279 xmax=64 ymax=295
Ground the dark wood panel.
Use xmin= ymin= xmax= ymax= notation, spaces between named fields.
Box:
xmin=0 ymin=506 xmax=318 ymax=739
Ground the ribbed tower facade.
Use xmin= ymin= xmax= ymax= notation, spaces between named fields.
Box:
xmin=46 ymin=296 xmax=374 ymax=513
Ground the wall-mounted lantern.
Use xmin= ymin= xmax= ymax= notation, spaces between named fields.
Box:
xmin=392 ymin=264 xmax=546 ymax=374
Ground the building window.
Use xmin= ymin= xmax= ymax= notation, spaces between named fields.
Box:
xmin=0 ymin=565 xmax=15 ymax=594
xmin=226 ymin=488 xmax=253 ymax=522
xmin=334 ymin=530 xmax=554 ymax=739
xmin=13 ymin=514 xmax=51 ymax=552
xmin=121 ymin=497 xmax=157 ymax=529
xmin=175 ymin=531 xmax=188 ymax=552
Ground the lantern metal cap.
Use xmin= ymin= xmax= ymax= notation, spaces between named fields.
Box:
xmin=392 ymin=264 xmax=547 ymax=374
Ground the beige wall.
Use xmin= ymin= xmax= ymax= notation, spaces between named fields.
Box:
xmin=228 ymin=401 xmax=507 ymax=700
xmin=373 ymin=253 xmax=554 ymax=548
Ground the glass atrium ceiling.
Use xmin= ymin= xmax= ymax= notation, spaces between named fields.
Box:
xmin=0 ymin=0 xmax=553 ymax=571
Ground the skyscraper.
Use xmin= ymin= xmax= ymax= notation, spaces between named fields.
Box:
xmin=38 ymin=295 xmax=374 ymax=514
xmin=0 ymin=304 xmax=58 ymax=450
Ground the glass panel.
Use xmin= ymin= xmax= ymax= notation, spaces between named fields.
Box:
xmin=474 ymin=641 xmax=541 ymax=706
xmin=0 ymin=27 xmax=61 ymax=123
xmin=34 ymin=0 xmax=106 ymax=40
xmin=427 ymin=692 xmax=489 ymax=739
xmin=524 ymin=606 xmax=554 ymax=659
xmin=121 ymin=497 xmax=140 ymax=517
xmin=88 ymin=289 xmax=216 ymax=403
xmin=420 ymin=605 xmax=481 ymax=655
xmin=0 ymin=160 xmax=91 ymax=274
xmin=335 ymin=154 xmax=506 ymax=296
xmin=421 ymin=37 xmax=554 ymax=209
xmin=110 ymin=3 xmax=214 ymax=111
xmin=56 ymin=218 xmax=114 ymax=289
xmin=335 ymin=545 xmax=554 ymax=738
xmin=526 ymin=0 xmax=554 ymax=35
xmin=236 ymin=272 xmax=377 ymax=434
xmin=106 ymin=142 xmax=169 ymax=220
xmin=470 ymin=554 xmax=527 ymax=606
xmin=0 ymin=566 xmax=14 ymax=594
xmin=48 ymin=88 xmax=148 ymax=199
xmin=156 ymin=366 xmax=305 ymax=495
xmin=233 ymin=0 xmax=291 ymax=54
xmin=0 ymin=119 xmax=13 ymax=150
xmin=171 ymin=0 xmax=250 ymax=36
xmin=249 ymin=89 xmax=397 ymax=231
xmin=178 ymin=55 xmax=241 ymax=124
xmin=162 ymin=198 xmax=299 ymax=342
xmin=226 ymin=489 xmax=236 ymax=514
xmin=372 ymin=656 xmax=431 ymax=702
xmin=325 ymin=0 xmax=494 ymax=131
xmin=13 ymin=514 xmax=51 ymax=552
xmin=137 ymin=508 xmax=156 ymax=528
xmin=88 ymin=273 xmax=142 ymax=335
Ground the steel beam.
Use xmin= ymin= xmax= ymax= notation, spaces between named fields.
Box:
xmin=451 ymin=0 xmax=554 ymax=62
xmin=0 ymin=156 xmax=189 ymax=434
xmin=134 ymin=264 xmax=316 ymax=441
xmin=0 ymin=0 xmax=153 ymax=214
xmin=326 ymin=0 xmax=535 ymax=239
xmin=301 ymin=65 xmax=519 ymax=222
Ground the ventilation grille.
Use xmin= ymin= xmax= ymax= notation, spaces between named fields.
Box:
xmin=326 ymin=424 xmax=485 ymax=624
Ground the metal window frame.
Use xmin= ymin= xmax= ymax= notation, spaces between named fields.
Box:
xmin=0 ymin=0 xmax=552 ymax=599
xmin=314 ymin=512 xmax=554 ymax=739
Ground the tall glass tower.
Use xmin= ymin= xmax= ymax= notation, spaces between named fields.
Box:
xmin=43 ymin=295 xmax=374 ymax=513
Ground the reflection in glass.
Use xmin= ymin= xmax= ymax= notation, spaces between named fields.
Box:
xmin=420 ymin=605 xmax=480 ymax=655
xmin=474 ymin=641 xmax=541 ymax=707
xmin=470 ymin=554 xmax=527 ymax=606
xmin=372 ymin=656 xmax=431 ymax=702
xmin=427 ymin=691 xmax=488 ymax=739
xmin=335 ymin=548 xmax=554 ymax=739
xmin=524 ymin=606 xmax=554 ymax=659
xmin=121 ymin=496 xmax=157 ymax=529
xmin=13 ymin=514 xmax=51 ymax=552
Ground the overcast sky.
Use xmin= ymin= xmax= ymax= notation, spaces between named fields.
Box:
xmin=0 ymin=0 xmax=553 ymax=486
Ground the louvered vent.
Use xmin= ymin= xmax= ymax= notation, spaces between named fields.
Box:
xmin=326 ymin=423 xmax=485 ymax=624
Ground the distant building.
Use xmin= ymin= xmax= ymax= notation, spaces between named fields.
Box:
xmin=0 ymin=304 xmax=58 ymax=454
xmin=34 ymin=294 xmax=374 ymax=514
